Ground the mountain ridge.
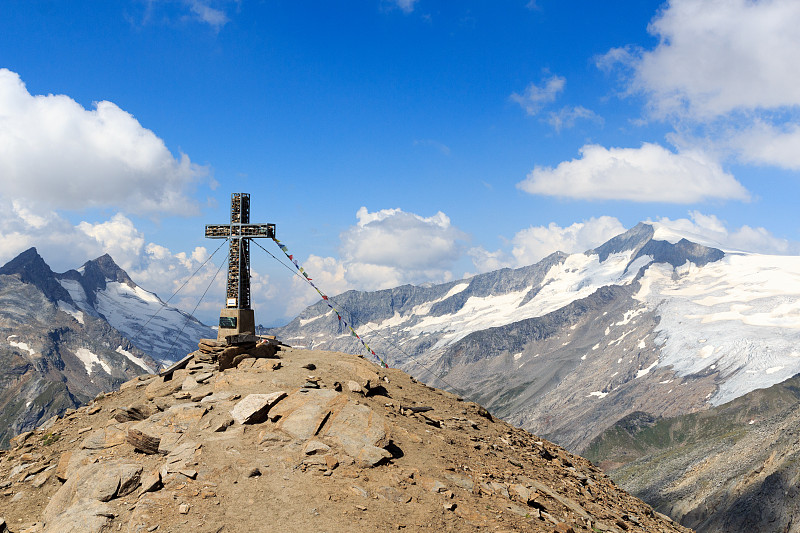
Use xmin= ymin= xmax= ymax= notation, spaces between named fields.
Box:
xmin=269 ymin=221 xmax=800 ymax=454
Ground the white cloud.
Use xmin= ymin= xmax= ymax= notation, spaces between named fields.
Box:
xmin=727 ymin=121 xmax=800 ymax=170
xmin=0 ymin=201 xmax=236 ymax=325
xmin=467 ymin=247 xmax=510 ymax=273
xmin=510 ymin=216 xmax=626 ymax=266
xmin=510 ymin=75 xmax=566 ymax=116
xmin=599 ymin=0 xmax=800 ymax=171
xmin=186 ymin=0 xmax=229 ymax=28
xmin=517 ymin=143 xmax=750 ymax=203
xmin=78 ymin=214 xmax=146 ymax=261
xmin=652 ymin=211 xmax=799 ymax=255
xmin=340 ymin=207 xmax=467 ymax=286
xmin=282 ymin=207 xmax=468 ymax=316
xmin=392 ymin=0 xmax=419 ymax=14
xmin=546 ymin=105 xmax=603 ymax=133
xmin=0 ymin=69 xmax=207 ymax=216
xmin=628 ymin=0 xmax=800 ymax=120
xmin=469 ymin=216 xmax=626 ymax=272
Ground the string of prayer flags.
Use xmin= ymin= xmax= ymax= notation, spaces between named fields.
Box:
xmin=272 ymin=237 xmax=388 ymax=368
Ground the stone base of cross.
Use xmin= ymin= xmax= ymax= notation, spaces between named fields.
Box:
xmin=217 ymin=308 xmax=257 ymax=341
xmin=205 ymin=193 xmax=275 ymax=341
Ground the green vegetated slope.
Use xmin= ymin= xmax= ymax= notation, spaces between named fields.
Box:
xmin=585 ymin=373 xmax=800 ymax=533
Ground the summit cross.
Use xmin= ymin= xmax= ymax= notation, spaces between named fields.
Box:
xmin=205 ymin=192 xmax=275 ymax=340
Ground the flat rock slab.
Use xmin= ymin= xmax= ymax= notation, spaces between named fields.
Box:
xmin=272 ymin=389 xmax=343 ymax=441
xmin=230 ymin=391 xmax=287 ymax=424
xmin=80 ymin=426 xmax=126 ymax=450
xmin=161 ymin=404 xmax=208 ymax=431
xmin=145 ymin=374 xmax=184 ymax=400
xmin=44 ymin=462 xmax=142 ymax=523
xmin=324 ymin=401 xmax=391 ymax=466
xmin=200 ymin=391 xmax=237 ymax=404
xmin=163 ymin=441 xmax=202 ymax=474
xmin=43 ymin=497 xmax=113 ymax=533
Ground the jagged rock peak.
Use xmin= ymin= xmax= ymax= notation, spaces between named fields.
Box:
xmin=78 ymin=253 xmax=136 ymax=294
xmin=0 ymin=247 xmax=73 ymax=304
xmin=588 ymin=221 xmax=724 ymax=269
xmin=587 ymin=222 xmax=655 ymax=262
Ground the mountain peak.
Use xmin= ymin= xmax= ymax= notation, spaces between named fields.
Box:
xmin=0 ymin=246 xmax=45 ymax=275
xmin=0 ymin=247 xmax=74 ymax=304
xmin=588 ymin=222 xmax=655 ymax=262
xmin=587 ymin=222 xmax=724 ymax=270
xmin=83 ymin=253 xmax=134 ymax=286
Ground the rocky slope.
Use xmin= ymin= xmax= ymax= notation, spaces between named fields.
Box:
xmin=0 ymin=345 xmax=690 ymax=533
xmin=271 ymin=222 xmax=800 ymax=454
xmin=0 ymin=248 xmax=212 ymax=448
xmin=584 ymin=373 xmax=800 ymax=533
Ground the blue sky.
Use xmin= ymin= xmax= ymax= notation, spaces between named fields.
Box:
xmin=2 ymin=0 xmax=800 ymax=326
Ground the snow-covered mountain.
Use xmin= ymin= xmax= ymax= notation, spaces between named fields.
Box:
xmin=270 ymin=222 xmax=800 ymax=453
xmin=53 ymin=253 xmax=214 ymax=364
xmin=0 ymin=248 xmax=213 ymax=447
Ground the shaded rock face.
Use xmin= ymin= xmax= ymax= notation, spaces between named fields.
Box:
xmin=0 ymin=248 xmax=72 ymax=305
xmin=0 ymin=274 xmax=157 ymax=449
xmin=0 ymin=347 xmax=690 ymax=533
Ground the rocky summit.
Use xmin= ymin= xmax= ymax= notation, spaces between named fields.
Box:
xmin=0 ymin=340 xmax=689 ymax=533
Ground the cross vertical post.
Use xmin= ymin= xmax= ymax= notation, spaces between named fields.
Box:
xmin=205 ymin=193 xmax=275 ymax=340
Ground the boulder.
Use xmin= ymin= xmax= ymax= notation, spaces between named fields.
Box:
xmin=272 ymin=389 xmax=343 ymax=440
xmin=230 ymin=392 xmax=287 ymax=424
xmin=324 ymin=401 xmax=392 ymax=467
xmin=80 ymin=426 xmax=126 ymax=450
xmin=44 ymin=462 xmax=142 ymax=523
xmin=43 ymin=498 xmax=113 ymax=533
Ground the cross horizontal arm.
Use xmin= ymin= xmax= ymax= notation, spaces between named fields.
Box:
xmin=205 ymin=223 xmax=275 ymax=239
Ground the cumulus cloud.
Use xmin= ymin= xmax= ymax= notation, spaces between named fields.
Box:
xmin=727 ymin=121 xmax=800 ymax=170
xmin=517 ymin=143 xmax=750 ymax=203
xmin=0 ymin=69 xmax=206 ymax=215
xmin=468 ymin=216 xmax=626 ymax=272
xmin=598 ymin=0 xmax=800 ymax=170
xmin=284 ymin=207 xmax=468 ymax=315
xmin=0 ymin=201 xmax=238 ymax=324
xmin=626 ymin=0 xmax=800 ymax=120
xmin=340 ymin=207 xmax=467 ymax=287
xmin=510 ymin=216 xmax=626 ymax=266
xmin=651 ymin=211 xmax=800 ymax=255
xmin=510 ymin=75 xmax=566 ymax=116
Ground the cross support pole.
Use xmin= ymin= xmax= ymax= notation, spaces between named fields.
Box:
xmin=205 ymin=193 xmax=275 ymax=341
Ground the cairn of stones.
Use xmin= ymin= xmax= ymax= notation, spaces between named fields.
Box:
xmin=191 ymin=334 xmax=281 ymax=371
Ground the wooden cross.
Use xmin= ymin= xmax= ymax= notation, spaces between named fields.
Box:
xmin=205 ymin=193 xmax=275 ymax=337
